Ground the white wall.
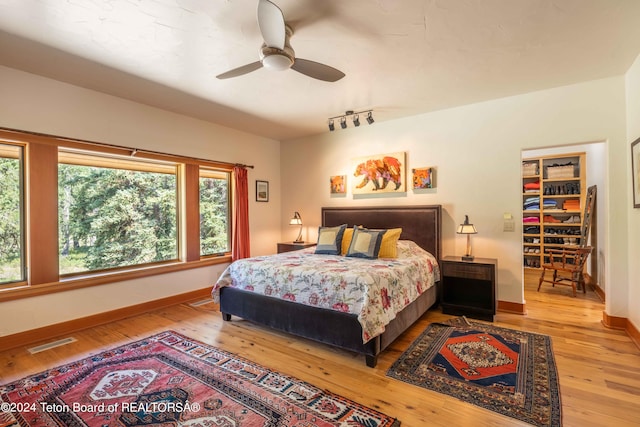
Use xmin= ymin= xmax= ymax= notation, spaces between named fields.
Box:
xmin=625 ymin=53 xmax=640 ymax=332
xmin=281 ymin=77 xmax=628 ymax=311
xmin=0 ymin=66 xmax=282 ymax=336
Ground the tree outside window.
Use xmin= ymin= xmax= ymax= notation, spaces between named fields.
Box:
xmin=0 ymin=143 xmax=24 ymax=285
xmin=58 ymin=151 xmax=178 ymax=275
xmin=199 ymin=169 xmax=230 ymax=256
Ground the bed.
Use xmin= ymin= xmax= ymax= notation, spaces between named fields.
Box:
xmin=213 ymin=205 xmax=442 ymax=367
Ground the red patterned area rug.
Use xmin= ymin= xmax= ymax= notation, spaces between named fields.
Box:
xmin=1 ymin=331 xmax=399 ymax=427
xmin=387 ymin=317 xmax=561 ymax=427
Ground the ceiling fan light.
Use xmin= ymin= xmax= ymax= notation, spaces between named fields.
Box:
xmin=262 ymin=53 xmax=293 ymax=71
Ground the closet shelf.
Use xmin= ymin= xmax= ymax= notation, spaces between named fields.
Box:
xmin=522 ymin=153 xmax=586 ymax=270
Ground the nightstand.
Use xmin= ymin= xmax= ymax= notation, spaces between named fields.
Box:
xmin=440 ymin=256 xmax=497 ymax=321
xmin=277 ymin=242 xmax=316 ymax=253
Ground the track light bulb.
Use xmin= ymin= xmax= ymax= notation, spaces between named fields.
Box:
xmin=353 ymin=115 xmax=360 ymax=127
xmin=328 ymin=119 xmax=335 ymax=131
xmin=340 ymin=117 xmax=347 ymax=129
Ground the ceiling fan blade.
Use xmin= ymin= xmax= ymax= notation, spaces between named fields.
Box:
xmin=291 ymin=58 xmax=345 ymax=82
xmin=216 ymin=61 xmax=263 ymax=79
xmin=257 ymin=0 xmax=286 ymax=49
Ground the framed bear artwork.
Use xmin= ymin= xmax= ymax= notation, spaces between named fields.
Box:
xmin=351 ymin=152 xmax=406 ymax=195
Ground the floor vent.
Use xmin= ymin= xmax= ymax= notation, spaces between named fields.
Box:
xmin=188 ymin=299 xmax=214 ymax=307
xmin=28 ymin=337 xmax=77 ymax=354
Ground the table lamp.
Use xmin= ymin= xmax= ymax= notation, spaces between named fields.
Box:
xmin=289 ymin=211 xmax=303 ymax=243
xmin=457 ymin=215 xmax=478 ymax=261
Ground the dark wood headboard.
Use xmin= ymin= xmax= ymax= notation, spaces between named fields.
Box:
xmin=321 ymin=205 xmax=442 ymax=260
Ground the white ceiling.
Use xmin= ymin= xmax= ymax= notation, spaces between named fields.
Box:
xmin=1 ymin=0 xmax=640 ymax=141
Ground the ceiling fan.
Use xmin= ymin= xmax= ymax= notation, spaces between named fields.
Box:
xmin=216 ymin=0 xmax=345 ymax=82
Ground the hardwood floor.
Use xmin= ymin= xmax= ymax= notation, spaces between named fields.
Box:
xmin=1 ymin=273 xmax=639 ymax=426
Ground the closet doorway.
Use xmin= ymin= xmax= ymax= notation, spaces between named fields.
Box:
xmin=521 ymin=142 xmax=606 ymax=300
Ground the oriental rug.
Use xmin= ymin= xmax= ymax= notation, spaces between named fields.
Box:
xmin=387 ymin=317 xmax=561 ymax=427
xmin=0 ymin=331 xmax=399 ymax=427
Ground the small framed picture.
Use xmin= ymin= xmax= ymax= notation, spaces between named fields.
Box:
xmin=412 ymin=167 xmax=436 ymax=189
xmin=330 ymin=175 xmax=346 ymax=194
xmin=632 ymin=137 xmax=640 ymax=208
xmin=256 ymin=180 xmax=269 ymax=202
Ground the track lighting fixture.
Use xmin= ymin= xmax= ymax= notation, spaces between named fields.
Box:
xmin=327 ymin=110 xmax=374 ymax=131
xmin=366 ymin=111 xmax=375 ymax=125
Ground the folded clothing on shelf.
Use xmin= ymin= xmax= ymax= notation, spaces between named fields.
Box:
xmin=524 ymin=196 xmax=540 ymax=210
xmin=524 ymin=226 xmax=540 ymax=234
xmin=563 ymin=199 xmax=580 ymax=210
xmin=523 ymin=180 xmax=540 ymax=190
xmin=523 ymin=216 xmax=540 ymax=223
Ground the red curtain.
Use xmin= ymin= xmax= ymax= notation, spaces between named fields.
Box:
xmin=232 ymin=166 xmax=250 ymax=260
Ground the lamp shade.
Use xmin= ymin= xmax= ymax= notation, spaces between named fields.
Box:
xmin=289 ymin=212 xmax=302 ymax=225
xmin=456 ymin=215 xmax=477 ymax=234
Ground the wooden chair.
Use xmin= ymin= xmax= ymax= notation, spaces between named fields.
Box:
xmin=537 ymin=246 xmax=592 ymax=297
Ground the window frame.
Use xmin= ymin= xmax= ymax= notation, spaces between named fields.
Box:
xmin=199 ymin=167 xmax=231 ymax=257
xmin=0 ymin=129 xmax=234 ymax=302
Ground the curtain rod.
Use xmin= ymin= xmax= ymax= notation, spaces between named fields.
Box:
xmin=0 ymin=126 xmax=255 ymax=169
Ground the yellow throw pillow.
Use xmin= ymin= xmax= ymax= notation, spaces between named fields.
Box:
xmin=341 ymin=228 xmax=354 ymax=255
xmin=378 ymin=228 xmax=402 ymax=258
xmin=341 ymin=225 xmax=364 ymax=255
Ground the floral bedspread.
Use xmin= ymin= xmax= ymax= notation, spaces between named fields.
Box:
xmin=212 ymin=240 xmax=440 ymax=343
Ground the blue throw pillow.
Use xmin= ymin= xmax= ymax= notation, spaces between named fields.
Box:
xmin=314 ymin=224 xmax=347 ymax=255
xmin=345 ymin=227 xmax=385 ymax=259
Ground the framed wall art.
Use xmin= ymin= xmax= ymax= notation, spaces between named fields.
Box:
xmin=632 ymin=137 xmax=640 ymax=208
xmin=256 ymin=180 xmax=269 ymax=202
xmin=351 ymin=152 xmax=406 ymax=195
xmin=412 ymin=167 xmax=436 ymax=189
xmin=330 ymin=175 xmax=346 ymax=194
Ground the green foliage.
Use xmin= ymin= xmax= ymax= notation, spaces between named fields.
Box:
xmin=199 ymin=176 xmax=230 ymax=255
xmin=58 ymin=248 xmax=88 ymax=274
xmin=0 ymin=156 xmax=23 ymax=283
xmin=58 ymin=165 xmax=178 ymax=273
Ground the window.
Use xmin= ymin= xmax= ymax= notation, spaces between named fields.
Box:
xmin=0 ymin=143 xmax=25 ymax=285
xmin=58 ymin=150 xmax=179 ymax=275
xmin=0 ymin=128 xmax=235 ymax=301
xmin=199 ymin=168 xmax=230 ymax=256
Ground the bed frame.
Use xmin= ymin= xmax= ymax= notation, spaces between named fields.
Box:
xmin=219 ymin=205 xmax=442 ymax=367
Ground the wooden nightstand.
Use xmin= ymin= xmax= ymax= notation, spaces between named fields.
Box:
xmin=277 ymin=242 xmax=316 ymax=253
xmin=440 ymin=256 xmax=497 ymax=321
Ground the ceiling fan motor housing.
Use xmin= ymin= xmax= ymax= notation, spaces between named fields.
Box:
xmin=260 ymin=24 xmax=295 ymax=71
xmin=260 ymin=45 xmax=295 ymax=71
